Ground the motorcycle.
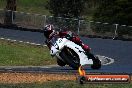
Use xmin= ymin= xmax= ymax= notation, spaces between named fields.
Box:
xmin=49 ymin=36 xmax=101 ymax=70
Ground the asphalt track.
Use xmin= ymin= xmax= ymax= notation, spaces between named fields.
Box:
xmin=0 ymin=28 xmax=132 ymax=74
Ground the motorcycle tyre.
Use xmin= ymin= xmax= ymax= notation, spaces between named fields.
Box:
xmin=57 ymin=58 xmax=66 ymax=66
xmin=59 ymin=47 xmax=80 ymax=70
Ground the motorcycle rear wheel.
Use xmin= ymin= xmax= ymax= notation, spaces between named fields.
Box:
xmin=91 ymin=56 xmax=101 ymax=69
xmin=86 ymin=52 xmax=101 ymax=69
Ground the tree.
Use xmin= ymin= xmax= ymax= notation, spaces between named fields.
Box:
xmin=4 ymin=0 xmax=16 ymax=25
xmin=93 ymin=0 xmax=132 ymax=25
xmin=92 ymin=0 xmax=132 ymax=37
xmin=46 ymin=0 xmax=86 ymax=18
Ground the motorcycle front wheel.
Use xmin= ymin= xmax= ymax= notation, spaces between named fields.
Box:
xmin=57 ymin=58 xmax=66 ymax=66
xmin=59 ymin=47 xmax=80 ymax=70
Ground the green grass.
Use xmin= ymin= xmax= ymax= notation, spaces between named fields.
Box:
xmin=17 ymin=0 xmax=50 ymax=15
xmin=0 ymin=0 xmax=50 ymax=15
xmin=0 ymin=40 xmax=56 ymax=66
xmin=0 ymin=81 xmax=131 ymax=88
xmin=0 ymin=0 xmax=6 ymax=9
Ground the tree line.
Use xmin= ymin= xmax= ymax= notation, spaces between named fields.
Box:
xmin=46 ymin=0 xmax=132 ymax=26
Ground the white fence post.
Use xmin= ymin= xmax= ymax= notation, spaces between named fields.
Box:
xmin=113 ymin=24 xmax=119 ymax=39
xmin=44 ymin=15 xmax=46 ymax=27
xmin=77 ymin=19 xmax=80 ymax=35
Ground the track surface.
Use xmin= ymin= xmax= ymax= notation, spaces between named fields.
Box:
xmin=0 ymin=28 xmax=132 ymax=74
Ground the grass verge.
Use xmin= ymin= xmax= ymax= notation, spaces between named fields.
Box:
xmin=0 ymin=81 xmax=131 ymax=88
xmin=0 ymin=39 xmax=56 ymax=66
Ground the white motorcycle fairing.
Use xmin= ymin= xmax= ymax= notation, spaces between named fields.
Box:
xmin=50 ymin=38 xmax=93 ymax=66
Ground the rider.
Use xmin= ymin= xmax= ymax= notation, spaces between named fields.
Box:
xmin=43 ymin=24 xmax=91 ymax=53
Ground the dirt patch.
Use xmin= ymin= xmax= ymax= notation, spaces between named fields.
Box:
xmin=0 ymin=73 xmax=77 ymax=84
xmin=0 ymin=73 xmax=131 ymax=84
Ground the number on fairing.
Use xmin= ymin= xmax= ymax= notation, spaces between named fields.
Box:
xmin=54 ymin=43 xmax=58 ymax=48
xmin=54 ymin=39 xmax=62 ymax=49
xmin=58 ymin=39 xmax=62 ymax=43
